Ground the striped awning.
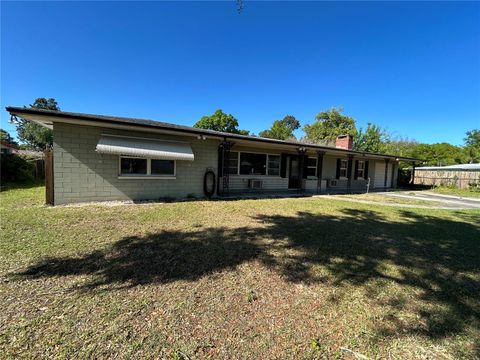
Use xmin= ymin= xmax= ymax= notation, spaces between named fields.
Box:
xmin=96 ymin=135 xmax=194 ymax=161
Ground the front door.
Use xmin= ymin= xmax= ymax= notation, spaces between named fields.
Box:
xmin=288 ymin=156 xmax=300 ymax=189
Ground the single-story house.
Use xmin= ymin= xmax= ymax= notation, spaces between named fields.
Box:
xmin=1 ymin=140 xmax=19 ymax=155
xmin=6 ymin=106 xmax=419 ymax=205
xmin=413 ymin=163 xmax=480 ymax=189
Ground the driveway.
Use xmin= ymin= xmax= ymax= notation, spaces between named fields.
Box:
xmin=384 ymin=191 xmax=480 ymax=209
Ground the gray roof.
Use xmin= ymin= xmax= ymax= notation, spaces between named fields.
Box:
xmin=6 ymin=106 xmax=422 ymax=162
xmin=417 ymin=163 xmax=480 ymax=171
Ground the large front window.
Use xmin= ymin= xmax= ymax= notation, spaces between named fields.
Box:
xmin=226 ymin=152 xmax=281 ymax=176
xmin=240 ymin=153 xmax=267 ymax=175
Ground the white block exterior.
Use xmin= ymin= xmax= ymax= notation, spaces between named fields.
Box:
xmin=53 ymin=122 xmax=399 ymax=205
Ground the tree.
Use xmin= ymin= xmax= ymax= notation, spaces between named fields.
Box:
xmin=0 ymin=129 xmax=17 ymax=145
xmin=464 ymin=129 xmax=480 ymax=163
xmin=353 ymin=123 xmax=388 ymax=153
xmin=259 ymin=115 xmax=300 ymax=140
xmin=16 ymin=98 xmax=59 ymax=150
xmin=194 ymin=109 xmax=249 ymax=135
xmin=303 ymin=107 xmax=357 ymax=144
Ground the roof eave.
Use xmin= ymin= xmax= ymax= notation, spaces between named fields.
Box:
xmin=5 ymin=106 xmax=423 ymax=162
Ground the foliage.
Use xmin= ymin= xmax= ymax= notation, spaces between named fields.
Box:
xmin=353 ymin=123 xmax=388 ymax=153
xmin=0 ymin=154 xmax=35 ymax=183
xmin=16 ymin=98 xmax=59 ymax=150
xmin=463 ymin=129 xmax=480 ymax=163
xmin=464 ymin=129 xmax=480 ymax=148
xmin=194 ymin=109 xmax=249 ymax=135
xmin=303 ymin=107 xmax=357 ymax=144
xmin=0 ymin=129 xmax=17 ymax=145
xmin=259 ymin=115 xmax=300 ymax=140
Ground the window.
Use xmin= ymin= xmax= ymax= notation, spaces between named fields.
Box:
xmin=339 ymin=159 xmax=348 ymax=178
xmin=119 ymin=157 xmax=175 ymax=177
xmin=307 ymin=157 xmax=317 ymax=177
xmin=151 ymin=159 xmax=175 ymax=176
xmin=268 ymin=155 xmax=280 ymax=176
xmin=120 ymin=157 xmax=147 ymax=175
xmin=240 ymin=153 xmax=267 ymax=175
xmin=226 ymin=151 xmax=239 ymax=175
xmin=357 ymin=161 xmax=365 ymax=179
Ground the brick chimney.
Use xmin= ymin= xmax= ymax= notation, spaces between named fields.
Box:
xmin=335 ymin=134 xmax=353 ymax=150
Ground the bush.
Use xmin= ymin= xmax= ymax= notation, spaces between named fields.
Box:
xmin=1 ymin=154 xmax=36 ymax=183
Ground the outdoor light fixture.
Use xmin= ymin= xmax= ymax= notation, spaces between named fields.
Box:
xmin=9 ymin=114 xmax=18 ymax=124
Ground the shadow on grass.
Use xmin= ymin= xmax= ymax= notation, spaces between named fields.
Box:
xmin=15 ymin=208 xmax=480 ymax=342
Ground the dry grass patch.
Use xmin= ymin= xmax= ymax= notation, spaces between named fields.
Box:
xmin=1 ymin=184 xmax=479 ymax=359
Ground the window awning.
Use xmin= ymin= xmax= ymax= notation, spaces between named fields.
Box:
xmin=96 ymin=135 xmax=194 ymax=161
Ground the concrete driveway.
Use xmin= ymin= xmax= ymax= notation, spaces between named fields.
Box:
xmin=384 ymin=191 xmax=480 ymax=209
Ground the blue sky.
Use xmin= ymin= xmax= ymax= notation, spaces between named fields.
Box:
xmin=1 ymin=1 xmax=479 ymax=145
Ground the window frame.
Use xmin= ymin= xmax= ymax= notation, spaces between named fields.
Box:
xmin=226 ymin=151 xmax=281 ymax=177
xmin=339 ymin=159 xmax=348 ymax=178
xmin=356 ymin=160 xmax=365 ymax=179
xmin=306 ymin=157 xmax=318 ymax=178
xmin=118 ymin=156 xmax=176 ymax=179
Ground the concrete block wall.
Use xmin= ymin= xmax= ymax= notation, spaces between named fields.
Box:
xmin=53 ymin=123 xmax=220 ymax=204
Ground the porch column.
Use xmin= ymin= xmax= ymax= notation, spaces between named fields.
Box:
xmin=316 ymin=151 xmax=325 ymax=194
xmin=218 ymin=139 xmax=235 ymax=196
xmin=297 ymin=147 xmax=307 ymax=193
xmin=411 ymin=161 xmax=416 ymax=185
xmin=384 ymin=158 xmax=390 ymax=189
xmin=347 ymin=154 xmax=354 ymax=193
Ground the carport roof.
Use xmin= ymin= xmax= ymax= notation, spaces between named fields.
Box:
xmin=6 ymin=106 xmax=422 ymax=162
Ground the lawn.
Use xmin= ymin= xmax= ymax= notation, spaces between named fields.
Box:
xmin=431 ymin=186 xmax=480 ymax=199
xmin=1 ymin=184 xmax=479 ymax=359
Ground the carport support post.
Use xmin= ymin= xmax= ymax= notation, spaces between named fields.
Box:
xmin=297 ymin=147 xmax=307 ymax=193
xmin=347 ymin=155 xmax=354 ymax=193
xmin=384 ymin=158 xmax=390 ymax=190
xmin=316 ymin=151 xmax=325 ymax=194
xmin=411 ymin=161 xmax=416 ymax=186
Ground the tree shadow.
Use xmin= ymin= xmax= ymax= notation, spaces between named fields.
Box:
xmin=17 ymin=228 xmax=261 ymax=290
xmin=14 ymin=207 xmax=480 ymax=343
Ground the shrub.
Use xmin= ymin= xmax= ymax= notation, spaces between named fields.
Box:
xmin=0 ymin=154 xmax=36 ymax=183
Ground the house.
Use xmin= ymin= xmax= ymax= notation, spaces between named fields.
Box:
xmin=413 ymin=163 xmax=480 ymax=189
xmin=6 ymin=106 xmax=419 ymax=205
xmin=1 ymin=140 xmax=19 ymax=155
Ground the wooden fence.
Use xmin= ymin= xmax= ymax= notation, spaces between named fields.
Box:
xmin=413 ymin=169 xmax=480 ymax=189
xmin=44 ymin=148 xmax=54 ymax=205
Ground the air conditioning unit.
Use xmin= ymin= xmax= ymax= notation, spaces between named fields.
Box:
xmin=248 ymin=179 xmax=263 ymax=189
xmin=328 ymin=179 xmax=338 ymax=187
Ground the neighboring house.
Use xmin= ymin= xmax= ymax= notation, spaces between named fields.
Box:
xmin=6 ymin=106 xmax=419 ymax=205
xmin=414 ymin=163 xmax=480 ymax=189
xmin=1 ymin=140 xmax=19 ymax=155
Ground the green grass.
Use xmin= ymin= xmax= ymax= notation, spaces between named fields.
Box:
xmin=431 ymin=186 xmax=480 ymax=199
xmin=1 ymin=184 xmax=479 ymax=359
xmin=333 ymin=193 xmax=437 ymax=206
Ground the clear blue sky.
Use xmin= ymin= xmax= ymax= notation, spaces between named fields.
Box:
xmin=1 ymin=1 xmax=479 ymax=145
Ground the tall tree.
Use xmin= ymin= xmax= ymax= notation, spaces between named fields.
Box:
xmin=0 ymin=129 xmax=17 ymax=145
xmin=353 ymin=123 xmax=388 ymax=153
xmin=464 ymin=129 xmax=480 ymax=163
xmin=303 ymin=107 xmax=357 ymax=144
xmin=194 ymin=109 xmax=249 ymax=135
xmin=16 ymin=98 xmax=59 ymax=150
xmin=259 ymin=115 xmax=300 ymax=140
